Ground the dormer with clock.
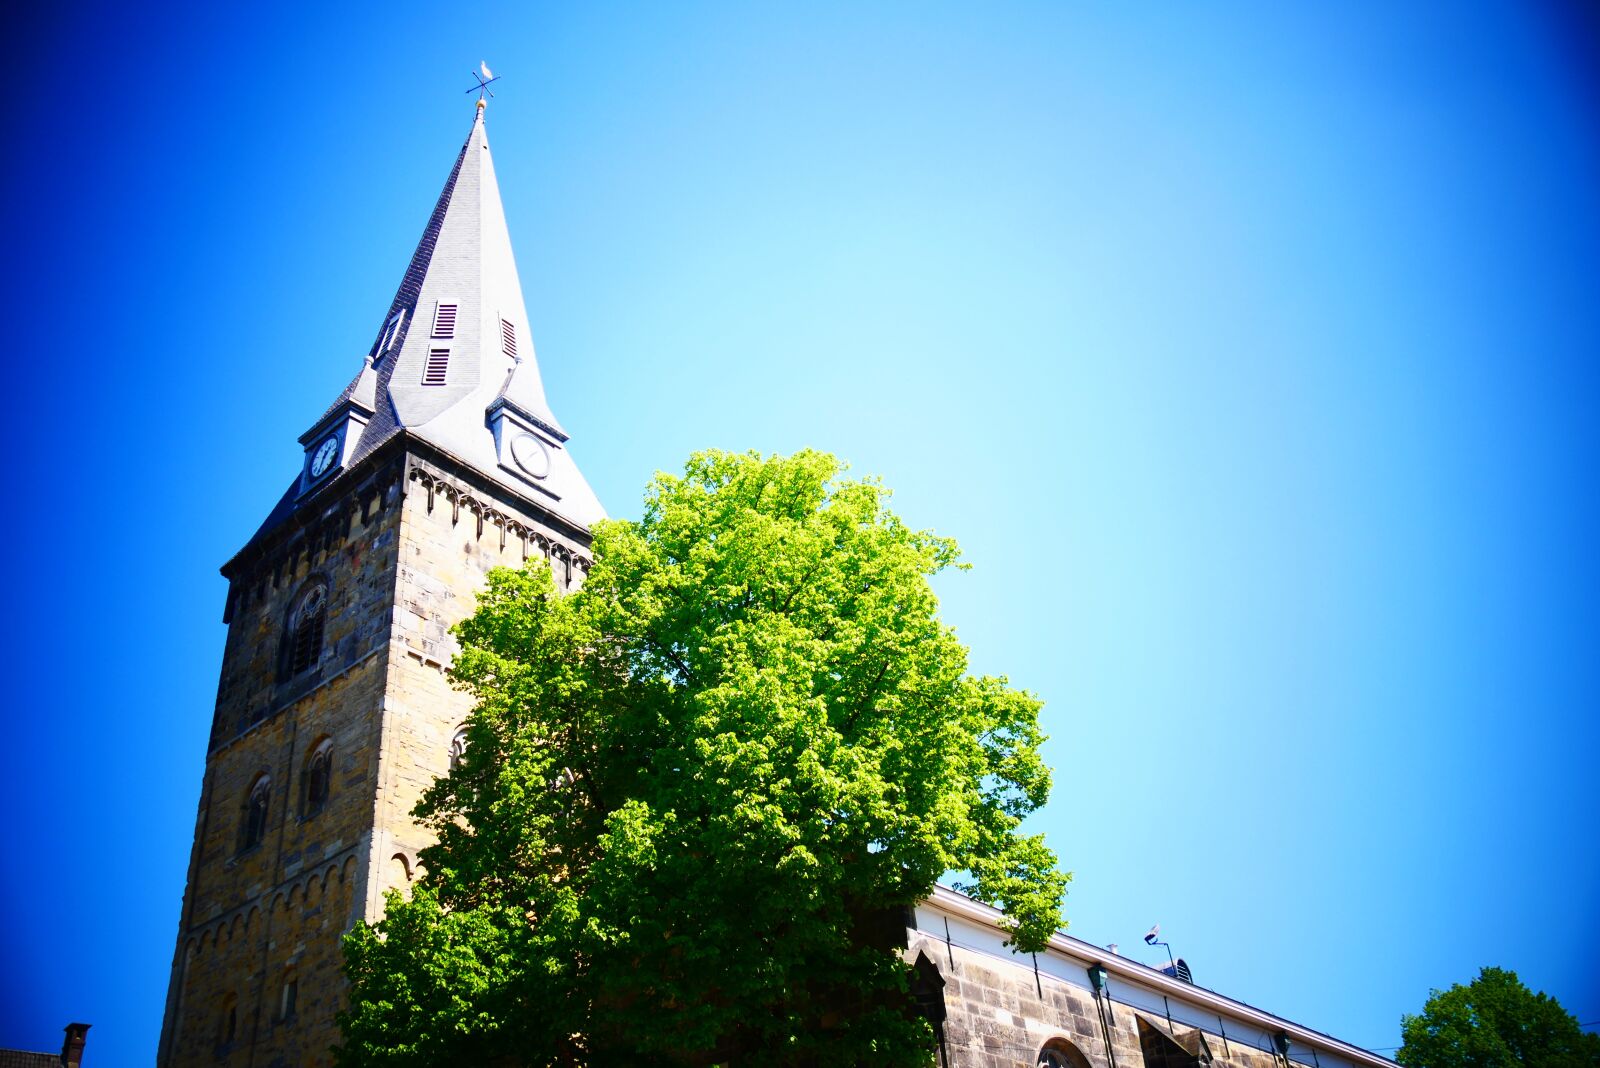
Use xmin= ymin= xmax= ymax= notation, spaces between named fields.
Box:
xmin=295 ymin=355 xmax=377 ymax=497
xmin=265 ymin=103 xmax=599 ymax=522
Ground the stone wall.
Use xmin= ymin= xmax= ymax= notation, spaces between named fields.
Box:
xmin=158 ymin=445 xmax=590 ymax=1068
xmin=363 ymin=456 xmax=590 ymax=925
xmin=907 ymin=917 xmax=1332 ymax=1068
xmin=161 ymin=460 xmax=404 ymax=1068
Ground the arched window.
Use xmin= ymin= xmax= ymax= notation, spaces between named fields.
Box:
xmin=1039 ymin=1039 xmax=1092 ymax=1068
xmin=448 ymin=725 xmax=469 ymax=770
xmin=303 ymin=739 xmax=332 ymax=816
xmin=278 ymin=970 xmax=298 ymax=1022
xmin=909 ymin=950 xmax=948 ymax=1065
xmin=217 ymin=993 xmax=238 ymax=1049
xmin=241 ymin=775 xmax=271 ymax=852
xmin=281 ymin=582 xmax=328 ymax=679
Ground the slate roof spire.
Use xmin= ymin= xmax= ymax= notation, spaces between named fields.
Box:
xmin=284 ymin=101 xmax=604 ymax=535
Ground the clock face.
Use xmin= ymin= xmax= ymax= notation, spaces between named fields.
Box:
xmin=509 ymin=433 xmax=550 ymax=478
xmin=310 ymin=435 xmax=340 ymax=478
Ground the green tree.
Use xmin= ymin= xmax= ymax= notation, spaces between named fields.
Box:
xmin=337 ymin=449 xmax=1069 ymax=1067
xmin=1398 ymin=967 xmax=1599 ymax=1068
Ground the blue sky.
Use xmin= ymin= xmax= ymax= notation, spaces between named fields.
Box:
xmin=2 ymin=2 xmax=1597 ymax=1063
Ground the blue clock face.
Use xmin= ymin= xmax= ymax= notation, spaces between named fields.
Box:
xmin=310 ymin=436 xmax=340 ymax=478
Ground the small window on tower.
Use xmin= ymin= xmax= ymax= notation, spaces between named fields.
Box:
xmin=217 ymin=994 xmax=238 ymax=1050
xmin=303 ymin=738 xmax=333 ymax=817
xmin=241 ymin=775 xmax=271 ymax=852
xmin=432 ymin=303 xmax=457 ymax=339
xmin=449 ymin=725 xmax=469 ymax=770
xmin=501 ymin=318 xmax=517 ymax=360
xmin=278 ymin=972 xmax=298 ymax=1022
xmin=375 ymin=308 xmax=407 ymax=360
xmin=423 ymin=349 xmax=450 ymax=386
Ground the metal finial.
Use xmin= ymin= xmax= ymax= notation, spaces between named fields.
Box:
xmin=467 ymin=61 xmax=500 ymax=102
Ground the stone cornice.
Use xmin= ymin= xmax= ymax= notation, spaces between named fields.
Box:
xmin=222 ymin=430 xmax=593 ymax=597
xmin=180 ymin=846 xmax=362 ymax=956
xmin=207 ymin=645 xmax=384 ymax=755
xmin=405 ymin=462 xmax=592 ymax=574
xmin=399 ymin=433 xmax=594 ymax=548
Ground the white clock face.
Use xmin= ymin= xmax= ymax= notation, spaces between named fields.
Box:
xmin=510 ymin=433 xmax=550 ymax=478
xmin=310 ymin=436 xmax=340 ymax=478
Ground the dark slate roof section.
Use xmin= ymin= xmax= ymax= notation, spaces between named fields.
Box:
xmin=304 ymin=360 xmax=377 ymax=441
xmin=321 ymin=114 xmax=478 ymax=474
xmin=372 ymin=121 xmax=474 ymax=358
xmin=0 ymin=1050 xmax=59 ymax=1068
xmin=242 ymin=118 xmax=476 ymax=553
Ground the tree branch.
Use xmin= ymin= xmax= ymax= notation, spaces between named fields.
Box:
xmin=645 ymin=633 xmax=695 ymax=685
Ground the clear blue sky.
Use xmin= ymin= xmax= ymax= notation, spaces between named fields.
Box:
xmin=2 ymin=2 xmax=1596 ymax=1063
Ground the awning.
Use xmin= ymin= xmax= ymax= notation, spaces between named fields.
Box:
xmin=1137 ymin=1013 xmax=1217 ymax=1066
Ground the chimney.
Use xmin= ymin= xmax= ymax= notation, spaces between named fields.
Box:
xmin=61 ymin=1023 xmax=89 ymax=1068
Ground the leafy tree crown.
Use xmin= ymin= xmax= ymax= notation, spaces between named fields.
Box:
xmin=1398 ymin=966 xmax=1599 ymax=1068
xmin=338 ymin=449 xmax=1069 ymax=1065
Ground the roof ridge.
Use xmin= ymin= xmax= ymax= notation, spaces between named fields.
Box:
xmin=369 ymin=115 xmax=478 ymax=358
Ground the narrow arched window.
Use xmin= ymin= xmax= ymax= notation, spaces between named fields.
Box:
xmin=304 ymin=739 xmax=332 ymax=817
xmin=218 ymin=993 xmax=238 ymax=1049
xmin=448 ymin=726 xmax=469 ymax=770
xmin=242 ymin=775 xmax=270 ymax=851
xmin=282 ymin=582 xmax=328 ymax=679
xmin=278 ymin=970 xmax=298 ymax=1022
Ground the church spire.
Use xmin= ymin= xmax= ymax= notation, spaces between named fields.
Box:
xmin=293 ymin=103 xmax=603 ymax=531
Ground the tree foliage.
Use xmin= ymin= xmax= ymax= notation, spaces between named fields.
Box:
xmin=1398 ymin=966 xmax=1599 ymax=1068
xmin=338 ymin=449 xmax=1068 ymax=1066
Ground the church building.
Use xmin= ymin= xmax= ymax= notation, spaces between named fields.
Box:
xmin=158 ymin=100 xmax=1398 ymax=1068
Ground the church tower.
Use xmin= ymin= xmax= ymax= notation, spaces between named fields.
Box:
xmin=157 ymin=101 xmax=604 ymax=1067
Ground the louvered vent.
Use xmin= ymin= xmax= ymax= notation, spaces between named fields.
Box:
xmin=423 ymin=349 xmax=450 ymax=386
xmin=501 ymin=319 xmax=517 ymax=360
xmin=432 ymin=303 xmax=458 ymax=339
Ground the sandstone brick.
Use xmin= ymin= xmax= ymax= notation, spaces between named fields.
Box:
xmin=158 ymin=452 xmax=591 ymax=1067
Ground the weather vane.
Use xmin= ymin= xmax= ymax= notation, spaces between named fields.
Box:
xmin=467 ymin=61 xmax=500 ymax=101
